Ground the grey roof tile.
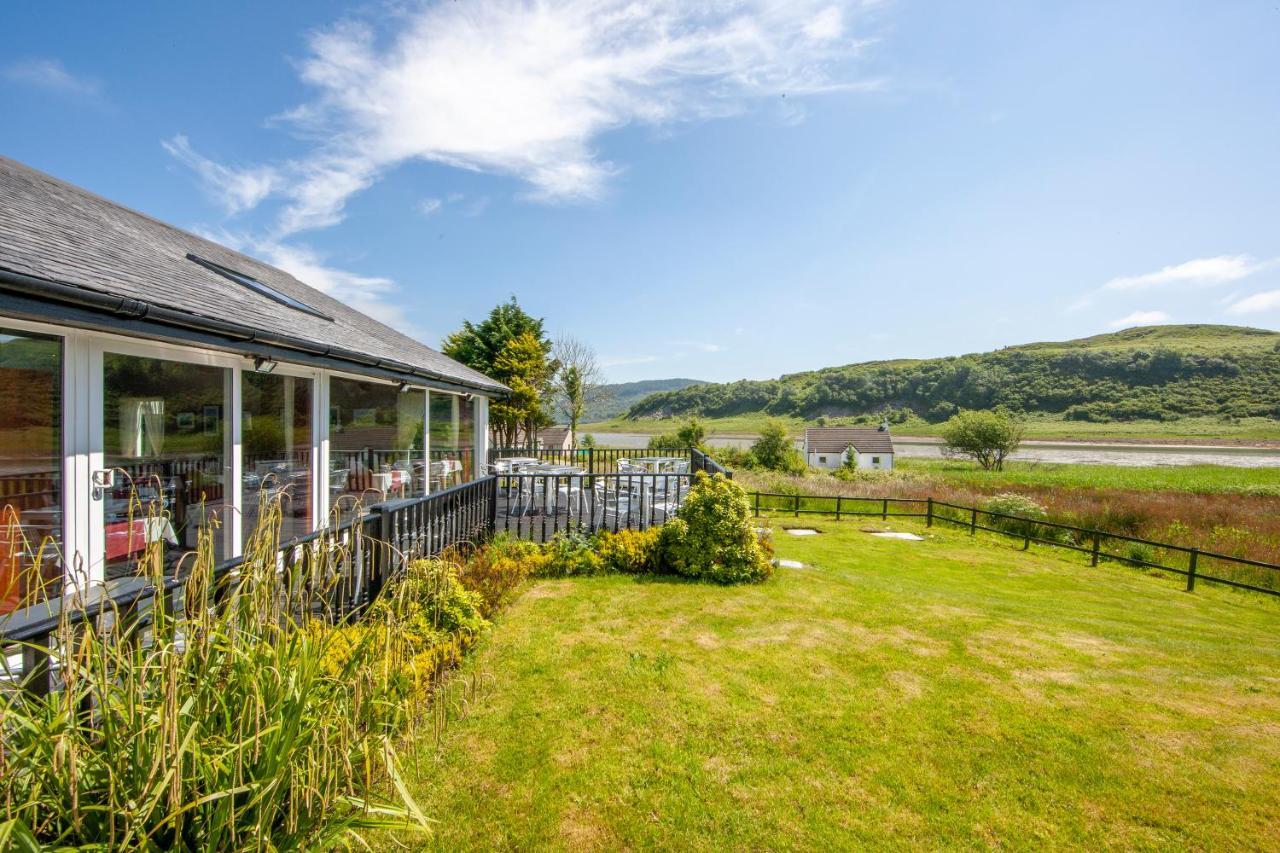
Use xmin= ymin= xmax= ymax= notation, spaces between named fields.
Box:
xmin=0 ymin=156 xmax=504 ymax=393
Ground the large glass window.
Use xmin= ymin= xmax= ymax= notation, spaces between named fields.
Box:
xmin=329 ymin=378 xmax=424 ymax=513
xmin=103 ymin=354 xmax=230 ymax=579
xmin=242 ymin=373 xmax=313 ymax=546
xmin=429 ymin=391 xmax=475 ymax=489
xmin=0 ymin=330 xmax=61 ymax=612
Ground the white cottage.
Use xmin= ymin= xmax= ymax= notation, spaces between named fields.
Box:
xmin=803 ymin=427 xmax=894 ymax=471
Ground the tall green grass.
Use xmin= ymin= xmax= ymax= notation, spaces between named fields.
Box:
xmin=0 ymin=492 xmax=429 ymax=850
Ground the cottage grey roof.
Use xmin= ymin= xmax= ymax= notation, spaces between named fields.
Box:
xmin=805 ymin=427 xmax=895 ymax=455
xmin=0 ymin=156 xmax=505 ymax=394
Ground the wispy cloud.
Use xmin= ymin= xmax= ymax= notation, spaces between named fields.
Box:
xmin=203 ymin=228 xmax=416 ymax=335
xmin=1225 ymin=290 xmax=1280 ymax=316
xmin=602 ymin=354 xmax=660 ymax=368
xmin=163 ymin=136 xmax=282 ymax=216
xmin=668 ymin=340 xmax=725 ymax=353
xmin=418 ymin=198 xmax=443 ymax=216
xmin=2 ymin=58 xmax=101 ymax=95
xmin=168 ymin=0 xmax=880 ymax=239
xmin=1102 ymin=255 xmax=1267 ymax=291
xmin=1108 ymin=310 xmax=1171 ymax=329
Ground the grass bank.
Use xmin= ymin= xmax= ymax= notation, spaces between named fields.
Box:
xmin=395 ymin=521 xmax=1280 ymax=849
xmin=896 ymin=457 xmax=1280 ymax=495
xmin=582 ymin=414 xmax=1280 ymax=444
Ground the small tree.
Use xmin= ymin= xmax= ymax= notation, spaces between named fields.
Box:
xmin=675 ymin=417 xmax=706 ymax=449
xmin=750 ymin=420 xmax=804 ymax=474
xmin=552 ymin=336 xmax=608 ymax=447
xmin=939 ymin=410 xmax=1024 ymax=471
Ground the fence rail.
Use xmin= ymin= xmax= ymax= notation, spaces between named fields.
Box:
xmin=749 ymin=491 xmax=1280 ymax=598
xmin=1 ymin=476 xmax=500 ymax=698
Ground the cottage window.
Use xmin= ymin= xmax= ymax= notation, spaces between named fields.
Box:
xmin=818 ymin=456 xmax=827 ymax=463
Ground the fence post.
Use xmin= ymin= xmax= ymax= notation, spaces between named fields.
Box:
xmin=969 ymin=507 xmax=978 ymax=535
xmin=1090 ymin=534 xmax=1100 ymax=567
xmin=794 ymin=494 xmax=801 ymax=518
xmin=835 ymin=496 xmax=842 ymax=521
xmin=926 ymin=497 xmax=933 ymax=527
xmin=1186 ymin=548 xmax=1199 ymax=592
xmin=882 ymin=498 xmax=888 ymax=521
xmin=754 ymin=491 xmax=761 ymax=517
xmin=487 ymin=475 xmax=498 ymax=540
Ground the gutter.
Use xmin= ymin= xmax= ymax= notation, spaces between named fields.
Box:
xmin=0 ymin=267 xmax=509 ymax=397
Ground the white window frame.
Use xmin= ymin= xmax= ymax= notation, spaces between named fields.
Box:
xmin=0 ymin=314 xmax=493 ymax=590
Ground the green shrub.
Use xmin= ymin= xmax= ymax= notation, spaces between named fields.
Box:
xmin=454 ymin=534 xmax=542 ymax=616
xmin=750 ymin=420 xmax=805 ymax=474
xmin=983 ymin=493 xmax=1050 ymax=539
xmin=596 ymin=528 xmax=662 ymax=574
xmin=539 ymin=529 xmax=606 ymax=577
xmin=660 ymin=473 xmax=774 ymax=584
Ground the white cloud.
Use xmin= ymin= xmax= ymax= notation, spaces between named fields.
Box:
xmin=169 ymin=0 xmax=879 ymax=237
xmin=163 ymin=135 xmax=282 ymax=216
xmin=204 ymin=229 xmax=415 ymax=335
xmin=2 ymin=58 xmax=100 ymax=95
xmin=602 ymin=354 xmax=660 ymax=368
xmin=1108 ymin=310 xmax=1171 ymax=329
xmin=1225 ymin=290 xmax=1280 ymax=316
xmin=1102 ymin=255 xmax=1266 ymax=291
xmin=419 ymin=197 xmax=443 ymax=215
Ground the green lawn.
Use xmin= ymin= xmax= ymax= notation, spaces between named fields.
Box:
xmin=397 ymin=521 xmax=1280 ymax=849
xmin=896 ymin=457 xmax=1280 ymax=495
xmin=582 ymin=414 xmax=1280 ymax=443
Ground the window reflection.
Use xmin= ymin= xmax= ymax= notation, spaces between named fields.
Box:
xmin=429 ymin=392 xmax=475 ymax=489
xmin=242 ymin=373 xmax=313 ymax=545
xmin=0 ymin=330 xmax=61 ymax=612
xmin=103 ymin=354 xmax=230 ymax=579
xmin=329 ymin=378 xmax=424 ymax=514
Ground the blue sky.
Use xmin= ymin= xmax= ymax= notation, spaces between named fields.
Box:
xmin=3 ymin=1 xmax=1279 ymax=383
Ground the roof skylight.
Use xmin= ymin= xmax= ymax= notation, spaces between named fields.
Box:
xmin=186 ymin=253 xmax=332 ymax=321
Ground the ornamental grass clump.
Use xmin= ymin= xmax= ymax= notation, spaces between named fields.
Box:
xmin=0 ymin=494 xmax=428 ymax=851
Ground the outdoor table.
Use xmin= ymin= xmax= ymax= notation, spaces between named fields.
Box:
xmin=629 ymin=456 xmax=686 ymax=472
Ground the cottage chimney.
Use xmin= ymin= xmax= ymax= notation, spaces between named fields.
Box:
xmin=878 ymin=419 xmax=889 ymax=432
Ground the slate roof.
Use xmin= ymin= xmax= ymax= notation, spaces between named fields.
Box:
xmin=805 ymin=427 xmax=895 ymax=455
xmin=537 ymin=426 xmax=572 ymax=448
xmin=0 ymin=156 xmax=505 ymax=394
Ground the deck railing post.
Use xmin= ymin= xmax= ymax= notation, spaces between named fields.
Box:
xmin=1186 ymin=548 xmax=1199 ymax=592
xmin=926 ymin=497 xmax=933 ymax=527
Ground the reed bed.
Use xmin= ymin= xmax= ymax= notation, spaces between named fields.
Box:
xmin=0 ymin=489 xmax=442 ymax=850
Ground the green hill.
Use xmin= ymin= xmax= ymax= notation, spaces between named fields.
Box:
xmin=626 ymin=325 xmax=1280 ymax=427
xmin=584 ymin=378 xmax=707 ymax=422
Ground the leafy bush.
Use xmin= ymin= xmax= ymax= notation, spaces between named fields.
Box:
xmin=750 ymin=420 xmax=805 ymax=474
xmin=648 ymin=417 xmax=707 ymax=452
xmin=596 ymin=528 xmax=662 ymax=574
xmin=660 ymin=473 xmax=774 ymax=584
xmin=983 ymin=493 xmax=1050 ymax=539
xmin=539 ymin=529 xmax=606 ymax=577
xmin=941 ymin=410 xmax=1025 ymax=471
xmin=453 ymin=533 xmax=542 ymax=616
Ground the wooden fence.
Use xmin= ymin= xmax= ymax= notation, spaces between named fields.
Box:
xmin=749 ymin=491 xmax=1280 ymax=597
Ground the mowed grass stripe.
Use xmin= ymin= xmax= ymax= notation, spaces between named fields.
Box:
xmin=393 ymin=521 xmax=1280 ymax=850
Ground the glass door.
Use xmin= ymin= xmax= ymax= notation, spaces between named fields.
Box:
xmin=100 ymin=351 xmax=231 ymax=579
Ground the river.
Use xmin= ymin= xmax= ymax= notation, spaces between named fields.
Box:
xmin=587 ymin=432 xmax=1280 ymax=468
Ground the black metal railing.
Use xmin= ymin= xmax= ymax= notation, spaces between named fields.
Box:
xmin=495 ymin=472 xmax=693 ymax=541
xmin=0 ymin=476 xmax=500 ymax=698
xmin=691 ymin=447 xmax=732 ymax=479
xmin=748 ymin=491 xmax=1280 ymax=598
xmin=488 ymin=446 xmax=698 ymax=475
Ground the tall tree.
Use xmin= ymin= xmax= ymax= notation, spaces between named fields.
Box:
xmin=442 ymin=298 xmax=554 ymax=448
xmin=552 ymin=336 xmax=608 ymax=447
xmin=491 ymin=331 xmax=557 ymax=449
